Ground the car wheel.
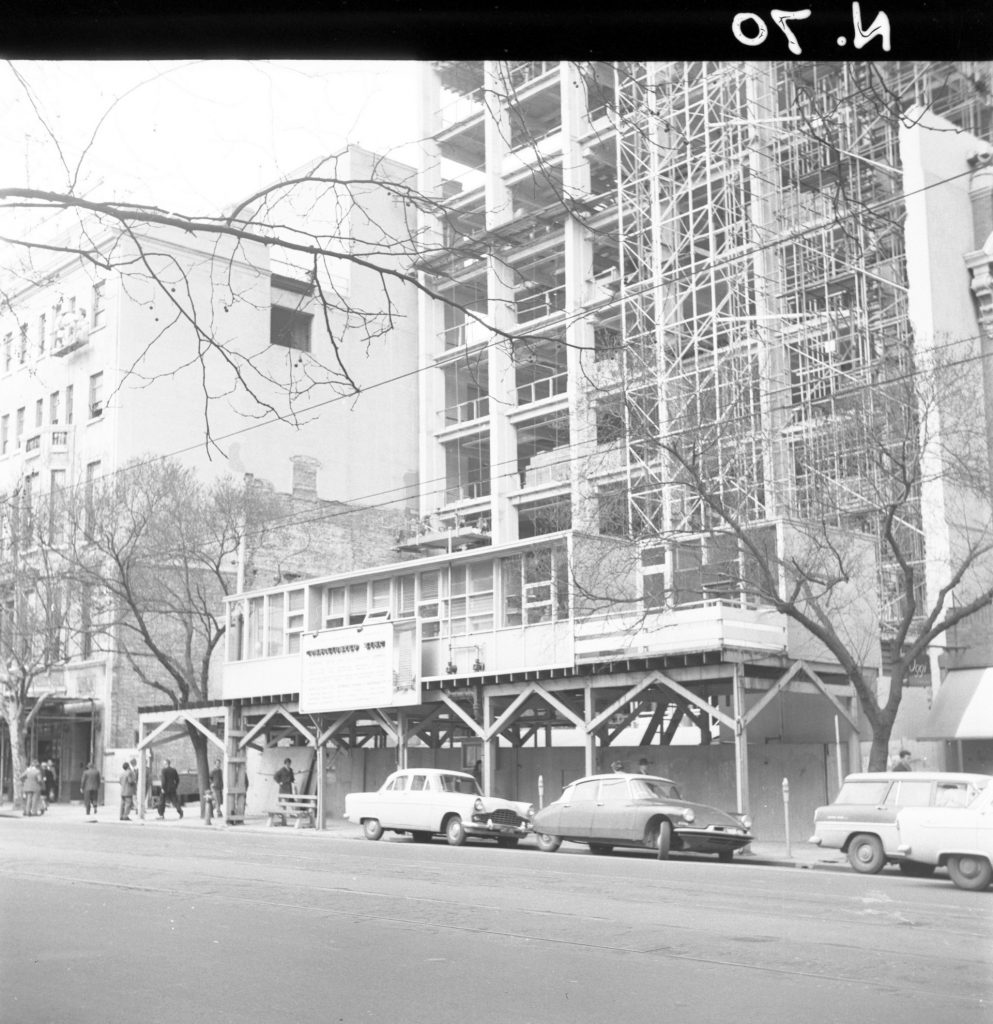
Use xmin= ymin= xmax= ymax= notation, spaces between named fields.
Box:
xmin=363 ymin=819 xmax=384 ymax=841
xmin=946 ymin=854 xmax=993 ymax=891
xmin=898 ymin=860 xmax=936 ymax=878
xmin=588 ymin=843 xmax=613 ymax=855
xmin=445 ymin=815 xmax=468 ymax=847
xmin=656 ymin=819 xmax=672 ymax=860
xmin=496 ymin=837 xmax=519 ymax=849
xmin=536 ymin=832 xmax=562 ymax=853
xmin=411 ymin=831 xmax=432 ymax=843
xmin=847 ymin=834 xmax=886 ymax=874
xmin=717 ymin=849 xmax=734 ymax=863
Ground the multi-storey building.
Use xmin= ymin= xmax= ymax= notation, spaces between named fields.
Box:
xmin=187 ymin=64 xmax=993 ymax=837
xmin=0 ymin=146 xmax=421 ymax=801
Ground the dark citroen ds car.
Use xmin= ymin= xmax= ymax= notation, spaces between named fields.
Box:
xmin=531 ymin=773 xmax=753 ymax=860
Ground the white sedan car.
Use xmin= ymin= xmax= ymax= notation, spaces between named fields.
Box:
xmin=344 ymin=768 xmax=534 ymax=847
xmin=895 ymin=783 xmax=993 ymax=890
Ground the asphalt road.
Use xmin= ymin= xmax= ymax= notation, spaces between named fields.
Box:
xmin=1 ymin=819 xmax=989 ymax=1024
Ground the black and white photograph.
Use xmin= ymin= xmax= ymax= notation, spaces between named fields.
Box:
xmin=1 ymin=10 xmax=992 ymax=1022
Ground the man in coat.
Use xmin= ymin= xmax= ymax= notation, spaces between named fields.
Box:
xmin=20 ymin=760 xmax=43 ymax=816
xmin=119 ymin=762 xmax=137 ymax=820
xmin=80 ymin=762 xmax=101 ymax=816
xmin=156 ymin=759 xmax=184 ymax=819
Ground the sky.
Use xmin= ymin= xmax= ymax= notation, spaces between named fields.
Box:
xmin=0 ymin=61 xmax=423 ymax=214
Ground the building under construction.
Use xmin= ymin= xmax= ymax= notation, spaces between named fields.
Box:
xmin=163 ymin=62 xmax=993 ymax=838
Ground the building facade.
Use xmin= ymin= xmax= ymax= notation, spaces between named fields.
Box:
xmin=169 ymin=63 xmax=993 ymax=837
xmin=0 ymin=146 xmax=421 ymax=801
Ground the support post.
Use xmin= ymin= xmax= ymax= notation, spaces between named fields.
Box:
xmin=482 ymin=690 xmax=496 ymax=796
xmin=583 ymin=685 xmax=596 ymax=776
xmin=732 ymin=662 xmax=750 ymax=817
xmin=316 ymin=743 xmax=326 ymax=831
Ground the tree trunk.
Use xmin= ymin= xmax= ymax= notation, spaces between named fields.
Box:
xmin=186 ymin=723 xmax=212 ymax=818
xmin=3 ymin=700 xmax=27 ymax=809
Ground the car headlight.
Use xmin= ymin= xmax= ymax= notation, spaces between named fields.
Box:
xmin=473 ymin=798 xmax=485 ymax=814
xmin=682 ymin=808 xmax=695 ymax=823
xmin=525 ymin=804 xmax=535 ymax=822
xmin=739 ymin=814 xmax=752 ymax=831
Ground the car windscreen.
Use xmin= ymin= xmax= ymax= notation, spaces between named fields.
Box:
xmin=834 ymin=781 xmax=889 ymax=805
xmin=630 ymin=779 xmax=680 ymax=800
xmin=437 ymin=774 xmax=481 ymax=795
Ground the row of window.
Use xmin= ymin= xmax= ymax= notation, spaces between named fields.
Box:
xmin=0 ymin=460 xmax=101 ymax=555
xmin=0 ymin=374 xmax=104 ymax=457
xmin=231 ymin=542 xmax=571 ymax=661
xmin=1 ymin=282 xmax=105 ymax=372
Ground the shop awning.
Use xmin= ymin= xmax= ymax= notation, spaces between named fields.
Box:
xmin=919 ymin=668 xmax=993 ymax=740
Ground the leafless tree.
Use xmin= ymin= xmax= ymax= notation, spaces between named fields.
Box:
xmin=0 ymin=480 xmax=78 ymax=806
xmin=62 ymin=458 xmax=288 ymax=791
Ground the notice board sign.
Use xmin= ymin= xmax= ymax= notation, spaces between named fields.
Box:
xmin=300 ymin=622 xmax=420 ymax=713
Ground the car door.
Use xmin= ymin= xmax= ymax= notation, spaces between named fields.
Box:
xmin=370 ymin=772 xmax=407 ymax=827
xmin=398 ymin=772 xmax=430 ymax=830
xmin=880 ymin=779 xmax=934 ymax=853
xmin=592 ymin=776 xmax=638 ymax=843
xmin=557 ymin=780 xmax=600 ymax=840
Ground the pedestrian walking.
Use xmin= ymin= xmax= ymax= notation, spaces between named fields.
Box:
xmin=43 ymin=760 xmax=57 ymax=803
xmin=20 ymin=760 xmax=43 ymax=816
xmin=209 ymin=759 xmax=224 ymax=823
xmin=273 ymin=758 xmax=295 ymax=826
xmin=156 ymin=759 xmax=184 ymax=819
xmin=119 ymin=761 xmax=137 ymax=820
xmin=80 ymin=762 xmax=101 ymax=816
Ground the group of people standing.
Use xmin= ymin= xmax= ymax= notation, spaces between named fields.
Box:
xmin=18 ymin=760 xmax=58 ymax=816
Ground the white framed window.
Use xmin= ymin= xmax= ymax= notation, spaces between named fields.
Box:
xmin=324 ymin=587 xmax=345 ymax=629
xmin=286 ymin=589 xmax=305 ymax=652
xmin=88 ymin=372 xmax=103 ymax=419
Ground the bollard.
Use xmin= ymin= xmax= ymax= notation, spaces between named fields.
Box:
xmin=782 ymin=777 xmax=791 ymax=858
xmin=538 ymin=774 xmax=544 ymax=810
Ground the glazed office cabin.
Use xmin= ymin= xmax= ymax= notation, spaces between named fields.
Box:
xmin=138 ymin=523 xmax=869 ymax=841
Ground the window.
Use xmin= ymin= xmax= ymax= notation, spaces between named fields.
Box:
xmin=84 ymin=460 xmax=100 ymax=536
xmin=88 ymin=373 xmax=103 ymax=418
xmin=50 ymin=392 xmax=60 ymax=425
xmin=91 ymin=281 xmax=106 ymax=329
xmin=15 ymin=407 xmax=24 ymax=449
xmin=0 ymin=415 xmax=7 ymax=456
xmin=270 ymin=305 xmax=312 ymax=351
xmin=18 ymin=324 xmax=27 ymax=364
xmin=80 ymin=583 xmax=94 ymax=658
xmin=409 ymin=774 xmax=427 ymax=792
xmin=34 ymin=398 xmax=43 ymax=429
xmin=324 ymin=587 xmax=345 ymax=629
xmin=834 ymin=781 xmax=890 ymax=805
xmin=286 ymin=589 xmax=305 ymax=652
xmin=418 ymin=570 xmax=446 ymax=639
xmin=267 ymin=593 xmax=285 ymax=657
xmin=3 ymin=333 xmax=11 ymax=372
xmin=347 ymin=582 xmax=367 ymax=625
xmin=49 ymin=469 xmax=65 ymax=545
xmin=38 ymin=314 xmax=46 ymax=354
xmin=246 ymin=596 xmax=264 ymax=659
xmin=65 ymin=385 xmax=74 ymax=425
xmin=396 ymin=575 xmax=415 ymax=619
xmin=882 ymin=781 xmax=933 ymax=808
xmin=599 ymin=778 xmax=630 ymax=803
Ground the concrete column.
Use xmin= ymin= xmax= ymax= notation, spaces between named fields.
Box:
xmin=731 ymin=662 xmax=750 ymax=816
xmin=483 ymin=689 xmax=496 ymax=795
xmin=483 ymin=62 xmax=519 ymax=544
xmin=560 ymin=60 xmax=598 ymax=533
xmin=417 ymin=64 xmax=447 ymax=515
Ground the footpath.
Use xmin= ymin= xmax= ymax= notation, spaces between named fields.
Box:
xmin=3 ymin=800 xmax=849 ymax=871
